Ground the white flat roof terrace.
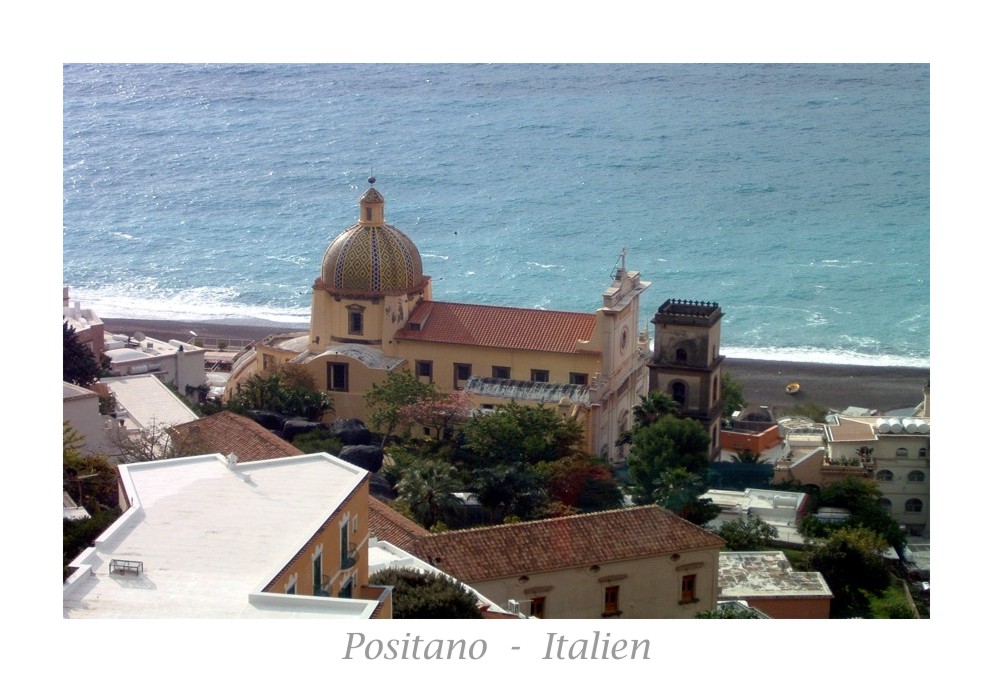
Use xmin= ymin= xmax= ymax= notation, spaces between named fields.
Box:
xmin=63 ymin=452 xmax=377 ymax=618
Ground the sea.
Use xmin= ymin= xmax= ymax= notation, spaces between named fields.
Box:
xmin=62 ymin=63 xmax=930 ymax=368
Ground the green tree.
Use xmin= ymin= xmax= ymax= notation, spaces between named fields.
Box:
xmin=721 ymin=372 xmax=747 ymax=418
xmin=228 ymin=372 xmax=332 ymax=421
xmin=652 ymin=467 xmax=719 ymax=525
xmin=817 ymin=477 xmax=906 ymax=550
xmin=730 ymin=449 xmax=765 ymax=464
xmin=717 ymin=514 xmax=780 ymax=550
xmin=473 ymin=463 xmax=548 ymax=521
xmin=627 ymin=414 xmax=710 ymax=504
xmin=364 ymin=370 xmax=436 ymax=445
xmin=369 ymin=567 xmax=483 ymax=619
xmin=63 ymin=321 xmax=102 ymax=387
xmin=805 ymin=526 xmax=890 ymax=616
xmin=461 ymin=402 xmax=584 ymax=467
xmin=633 ymin=392 xmax=682 ymax=428
xmin=396 ymin=459 xmax=462 ymax=530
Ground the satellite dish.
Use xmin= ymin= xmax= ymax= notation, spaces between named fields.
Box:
xmin=133 ymin=331 xmax=146 ymax=342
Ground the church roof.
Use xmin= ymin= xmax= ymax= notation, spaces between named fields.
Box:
xmin=394 ymin=301 xmax=598 ymax=354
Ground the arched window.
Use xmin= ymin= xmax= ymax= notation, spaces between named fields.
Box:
xmin=675 ymin=348 xmax=688 ymax=363
xmin=908 ymin=470 xmax=925 ymax=483
xmin=896 ymin=447 xmax=909 ymax=457
xmin=905 ymin=498 xmax=923 ymax=513
xmin=876 ymin=469 xmax=894 ymax=482
xmin=671 ymin=381 xmax=687 ymax=405
xmin=918 ymin=448 xmax=928 ymax=458
xmin=879 ymin=498 xmax=892 ymax=514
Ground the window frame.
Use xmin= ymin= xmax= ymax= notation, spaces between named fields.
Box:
xmin=492 ymin=365 xmax=511 ymax=380
xmin=454 ymin=362 xmax=472 ymax=387
xmin=531 ymin=369 xmax=550 ymax=383
xmin=603 ymin=585 xmax=620 ymax=614
xmin=327 ymin=362 xmax=349 ymax=392
xmin=415 ymin=360 xmax=434 ymax=382
xmin=569 ymin=372 xmax=589 ymax=386
xmin=679 ymin=573 xmax=697 ymax=604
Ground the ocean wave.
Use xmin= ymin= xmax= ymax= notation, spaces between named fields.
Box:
xmin=722 ymin=345 xmax=929 ymax=369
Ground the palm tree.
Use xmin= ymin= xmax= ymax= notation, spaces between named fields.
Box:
xmin=731 ymin=449 xmax=765 ymax=464
xmin=632 ymin=392 xmax=681 ymax=429
xmin=396 ymin=459 xmax=462 ymax=530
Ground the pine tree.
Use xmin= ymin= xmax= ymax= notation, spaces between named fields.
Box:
xmin=63 ymin=321 xmax=102 ymax=387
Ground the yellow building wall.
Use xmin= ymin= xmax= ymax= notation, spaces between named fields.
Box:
xmin=265 ymin=480 xmax=373 ymax=599
xmin=391 ymin=341 xmax=603 ymax=391
xmin=467 ymin=546 xmax=720 ymax=619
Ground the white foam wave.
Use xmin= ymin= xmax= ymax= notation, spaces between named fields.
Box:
xmin=68 ymin=286 xmax=311 ymax=325
xmin=723 ymin=345 xmax=930 ymax=368
xmin=526 ymin=261 xmax=564 ymax=270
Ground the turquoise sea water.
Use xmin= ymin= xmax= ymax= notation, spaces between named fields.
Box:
xmin=62 ymin=63 xmax=929 ymax=367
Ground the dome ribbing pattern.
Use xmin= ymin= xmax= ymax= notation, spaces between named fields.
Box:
xmin=319 ymin=180 xmax=425 ymax=295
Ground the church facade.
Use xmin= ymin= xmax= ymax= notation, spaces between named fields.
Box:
xmin=229 ymin=179 xmax=722 ymax=463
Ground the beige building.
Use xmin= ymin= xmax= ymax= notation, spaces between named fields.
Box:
xmin=370 ymin=501 xmax=725 ymax=619
xmin=63 ymin=452 xmax=391 ymax=619
xmin=229 ymin=179 xmax=658 ymax=463
xmin=772 ymin=397 xmax=930 ymax=538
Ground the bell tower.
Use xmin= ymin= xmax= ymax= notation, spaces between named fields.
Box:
xmin=648 ymin=299 xmax=724 ymax=460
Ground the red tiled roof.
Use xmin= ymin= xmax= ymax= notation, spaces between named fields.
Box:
xmin=369 ymin=497 xmax=430 ymax=552
xmin=394 ymin=301 xmax=598 ymax=354
xmin=407 ymin=505 xmax=725 ymax=583
xmin=170 ymin=411 xmax=303 ymax=462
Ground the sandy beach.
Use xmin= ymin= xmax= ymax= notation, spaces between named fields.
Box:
xmin=103 ymin=317 xmax=930 ymax=416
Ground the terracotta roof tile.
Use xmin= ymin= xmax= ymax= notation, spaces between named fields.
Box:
xmin=368 ymin=497 xmax=431 ymax=552
xmin=394 ymin=301 xmax=598 ymax=354
xmin=408 ymin=505 xmax=725 ymax=583
xmin=171 ymin=411 xmax=303 ymax=462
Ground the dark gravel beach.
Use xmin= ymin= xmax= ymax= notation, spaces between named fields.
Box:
xmin=103 ymin=317 xmax=929 ymax=416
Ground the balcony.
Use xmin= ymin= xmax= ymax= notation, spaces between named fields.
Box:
xmin=341 ymin=542 xmax=359 ymax=570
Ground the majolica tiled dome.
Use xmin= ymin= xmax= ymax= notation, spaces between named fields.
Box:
xmin=320 ymin=179 xmax=425 ymax=295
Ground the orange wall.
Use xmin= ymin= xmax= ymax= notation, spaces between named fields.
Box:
xmin=748 ymin=597 xmax=832 ymax=619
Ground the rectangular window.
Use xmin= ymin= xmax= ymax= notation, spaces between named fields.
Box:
xmin=313 ymin=554 xmax=322 ymax=594
xmin=286 ymin=582 xmax=296 ymax=595
xmin=416 ymin=360 xmax=433 ymax=382
xmin=348 ymin=309 xmax=364 ymax=335
xmin=530 ymin=596 xmax=546 ymax=618
xmin=680 ymin=574 xmax=697 ymax=603
xmin=340 ymin=578 xmax=354 ymax=599
xmin=531 ymin=369 xmax=550 ymax=383
xmin=492 ymin=366 xmax=511 ymax=380
xmin=604 ymin=585 xmax=619 ymax=614
xmin=454 ymin=362 xmax=472 ymax=387
xmin=327 ymin=362 xmax=349 ymax=392
xmin=341 ymin=522 xmax=350 ymax=565
xmin=569 ymin=372 xmax=588 ymax=385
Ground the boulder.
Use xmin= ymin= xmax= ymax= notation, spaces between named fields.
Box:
xmin=337 ymin=444 xmax=383 ymax=473
xmin=328 ymin=418 xmax=373 ymax=446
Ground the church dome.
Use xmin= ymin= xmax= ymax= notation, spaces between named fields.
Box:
xmin=319 ymin=178 xmax=426 ymax=296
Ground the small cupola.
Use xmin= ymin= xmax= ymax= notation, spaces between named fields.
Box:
xmin=359 ymin=176 xmax=385 ymax=225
